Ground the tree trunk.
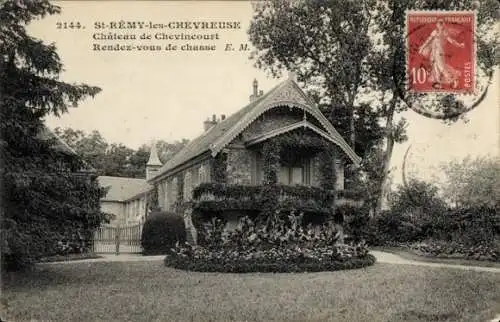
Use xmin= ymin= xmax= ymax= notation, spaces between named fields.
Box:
xmin=349 ymin=107 xmax=356 ymax=148
xmin=346 ymin=98 xmax=356 ymax=190
xmin=374 ymin=99 xmax=397 ymax=217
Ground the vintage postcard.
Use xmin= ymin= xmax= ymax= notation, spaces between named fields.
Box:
xmin=1 ymin=1 xmax=499 ymax=321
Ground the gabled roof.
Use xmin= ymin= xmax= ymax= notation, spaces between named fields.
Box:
xmin=150 ymin=87 xmax=276 ymax=182
xmin=98 ymin=176 xmax=151 ymax=202
xmin=150 ymin=77 xmax=361 ymax=182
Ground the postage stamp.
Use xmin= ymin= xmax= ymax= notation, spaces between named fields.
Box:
xmin=406 ymin=11 xmax=476 ymax=94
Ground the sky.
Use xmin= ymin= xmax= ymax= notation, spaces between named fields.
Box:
xmin=29 ymin=1 xmax=499 ymax=187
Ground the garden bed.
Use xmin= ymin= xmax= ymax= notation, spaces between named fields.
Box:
xmin=164 ymin=246 xmax=376 ymax=273
xmin=374 ymin=240 xmax=500 ymax=263
xmin=403 ymin=240 xmax=500 ymax=262
xmin=165 ymin=214 xmax=376 ymax=273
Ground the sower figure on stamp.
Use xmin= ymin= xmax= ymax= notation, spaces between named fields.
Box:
xmin=418 ymin=19 xmax=465 ymax=89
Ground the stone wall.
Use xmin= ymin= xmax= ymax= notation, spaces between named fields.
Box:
xmin=157 ymin=159 xmax=213 ymax=211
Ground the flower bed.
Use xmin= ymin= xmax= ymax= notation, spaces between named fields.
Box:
xmin=403 ymin=240 xmax=500 ymax=262
xmin=164 ymin=214 xmax=376 ymax=273
xmin=165 ymin=244 xmax=375 ymax=273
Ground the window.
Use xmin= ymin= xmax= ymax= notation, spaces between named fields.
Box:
xmin=279 ymin=165 xmax=308 ymax=185
xmin=253 ymin=152 xmax=263 ymax=184
xmin=158 ymin=183 xmax=164 ymax=209
xmin=192 ymin=167 xmax=199 ymax=187
xmin=253 ymin=153 xmax=311 ymax=186
xmin=163 ymin=181 xmax=168 ymax=209
xmin=184 ymin=172 xmax=192 ymax=201
xmin=199 ymin=164 xmax=208 ymax=183
xmin=170 ymin=177 xmax=177 ymax=206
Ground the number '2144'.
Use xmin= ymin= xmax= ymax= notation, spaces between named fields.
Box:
xmin=56 ymin=22 xmax=83 ymax=29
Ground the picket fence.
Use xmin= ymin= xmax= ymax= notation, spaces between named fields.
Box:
xmin=92 ymin=223 xmax=143 ymax=254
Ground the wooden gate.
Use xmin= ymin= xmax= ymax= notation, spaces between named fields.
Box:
xmin=93 ymin=223 xmax=143 ymax=254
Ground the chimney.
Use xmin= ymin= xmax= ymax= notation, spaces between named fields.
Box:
xmin=203 ymin=118 xmax=212 ymax=131
xmin=203 ymin=115 xmax=218 ymax=132
xmin=221 ymin=114 xmax=226 ymax=121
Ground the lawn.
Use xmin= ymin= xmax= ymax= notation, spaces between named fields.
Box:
xmin=1 ymin=261 xmax=499 ymax=322
xmin=38 ymin=252 xmax=103 ymax=263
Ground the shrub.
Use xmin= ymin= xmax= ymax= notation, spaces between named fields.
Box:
xmin=404 ymin=239 xmax=500 ymax=262
xmin=386 ymin=204 xmax=500 ymax=247
xmin=389 ymin=179 xmax=447 ymax=217
xmin=141 ymin=211 xmax=186 ymax=255
xmin=366 ymin=180 xmax=449 ymax=246
xmin=445 ymin=205 xmax=500 ymax=246
xmin=340 ymin=205 xmax=371 ymax=243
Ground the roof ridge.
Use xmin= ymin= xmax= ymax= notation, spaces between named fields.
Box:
xmin=147 ymin=77 xmax=361 ymax=182
xmin=149 ymin=81 xmax=282 ymax=181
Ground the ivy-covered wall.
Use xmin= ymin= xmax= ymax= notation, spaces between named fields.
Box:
xmin=226 ymin=148 xmax=253 ymax=185
xmin=210 ymin=152 xmax=228 ymax=183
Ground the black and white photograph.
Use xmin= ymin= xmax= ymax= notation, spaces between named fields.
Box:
xmin=1 ymin=0 xmax=499 ymax=321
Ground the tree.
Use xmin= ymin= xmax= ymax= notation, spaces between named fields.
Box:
xmin=440 ymin=155 xmax=500 ymax=208
xmin=53 ymin=128 xmax=190 ymax=178
xmin=127 ymin=145 xmax=151 ymax=178
xmin=55 ymin=127 xmax=109 ymax=173
xmin=157 ymin=139 xmax=190 ymax=163
xmin=250 ymin=0 xmax=376 ymax=147
xmin=102 ymin=143 xmax=134 ymax=177
xmin=248 ymin=0 xmax=402 ymax=207
xmin=0 ymin=0 xmax=108 ymax=269
xmin=249 ymin=0 xmax=499 ymax=215
xmin=53 ymin=127 xmax=85 ymax=147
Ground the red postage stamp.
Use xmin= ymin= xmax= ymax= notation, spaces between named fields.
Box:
xmin=406 ymin=11 xmax=476 ymax=94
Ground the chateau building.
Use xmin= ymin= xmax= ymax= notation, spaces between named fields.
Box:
xmin=147 ymin=74 xmax=361 ymax=241
xmin=97 ymin=142 xmax=162 ymax=226
xmin=96 ymin=75 xmax=361 ymax=237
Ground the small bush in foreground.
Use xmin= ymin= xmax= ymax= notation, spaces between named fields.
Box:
xmin=141 ymin=211 xmax=186 ymax=255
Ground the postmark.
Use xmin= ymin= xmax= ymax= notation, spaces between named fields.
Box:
xmin=406 ymin=11 xmax=476 ymax=94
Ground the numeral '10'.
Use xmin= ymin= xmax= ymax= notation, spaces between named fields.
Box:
xmin=411 ymin=67 xmax=427 ymax=85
